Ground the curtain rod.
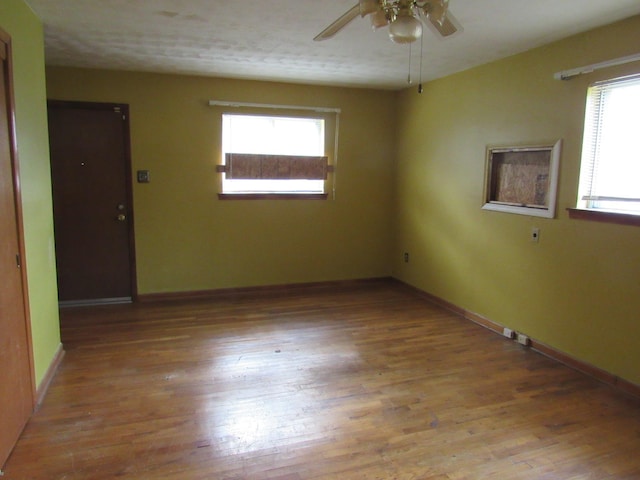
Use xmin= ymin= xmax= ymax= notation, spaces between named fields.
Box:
xmin=208 ymin=100 xmax=341 ymax=114
xmin=553 ymin=52 xmax=640 ymax=81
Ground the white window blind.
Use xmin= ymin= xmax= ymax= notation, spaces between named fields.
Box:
xmin=577 ymin=74 xmax=640 ymax=214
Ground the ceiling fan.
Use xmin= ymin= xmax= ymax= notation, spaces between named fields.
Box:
xmin=314 ymin=0 xmax=460 ymax=44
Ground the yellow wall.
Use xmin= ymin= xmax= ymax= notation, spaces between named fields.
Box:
xmin=0 ymin=0 xmax=61 ymax=386
xmin=45 ymin=69 xmax=397 ymax=294
xmin=393 ymin=15 xmax=640 ymax=385
xmin=38 ymin=13 xmax=640 ymax=388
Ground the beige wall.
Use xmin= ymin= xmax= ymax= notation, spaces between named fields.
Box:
xmin=45 ymin=69 xmax=397 ymax=294
xmin=0 ymin=0 xmax=61 ymax=387
xmin=393 ymin=15 xmax=640 ymax=385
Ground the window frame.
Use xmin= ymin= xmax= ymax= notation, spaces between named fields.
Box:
xmin=215 ymin=108 xmax=338 ymax=200
xmin=482 ymin=141 xmax=561 ymax=219
xmin=570 ymin=73 xmax=640 ymax=226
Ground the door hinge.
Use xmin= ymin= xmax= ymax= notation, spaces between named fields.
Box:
xmin=16 ymin=253 xmax=21 ymax=268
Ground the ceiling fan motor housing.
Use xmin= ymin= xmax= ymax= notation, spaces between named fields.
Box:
xmin=314 ymin=0 xmax=457 ymax=43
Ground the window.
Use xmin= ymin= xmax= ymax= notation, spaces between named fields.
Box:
xmin=218 ymin=113 xmax=333 ymax=198
xmin=576 ymin=74 xmax=640 ymax=216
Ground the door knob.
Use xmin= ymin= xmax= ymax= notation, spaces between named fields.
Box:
xmin=116 ymin=214 xmax=126 ymax=222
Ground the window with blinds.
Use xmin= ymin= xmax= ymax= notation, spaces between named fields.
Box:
xmin=218 ymin=113 xmax=331 ymax=197
xmin=577 ymin=74 xmax=640 ymax=214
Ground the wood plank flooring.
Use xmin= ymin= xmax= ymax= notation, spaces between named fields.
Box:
xmin=4 ymin=281 xmax=640 ymax=479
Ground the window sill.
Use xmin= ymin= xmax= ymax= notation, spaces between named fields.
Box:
xmin=218 ymin=193 xmax=328 ymax=201
xmin=567 ymin=208 xmax=640 ymax=227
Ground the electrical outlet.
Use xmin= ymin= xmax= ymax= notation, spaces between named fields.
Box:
xmin=531 ymin=227 xmax=540 ymax=243
xmin=502 ymin=328 xmax=516 ymax=339
xmin=403 ymin=252 xmax=409 ymax=263
xmin=517 ymin=333 xmax=531 ymax=346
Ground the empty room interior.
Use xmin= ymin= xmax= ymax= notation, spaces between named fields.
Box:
xmin=1 ymin=0 xmax=640 ymax=478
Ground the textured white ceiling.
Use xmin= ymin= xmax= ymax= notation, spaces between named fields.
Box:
xmin=24 ymin=0 xmax=640 ymax=90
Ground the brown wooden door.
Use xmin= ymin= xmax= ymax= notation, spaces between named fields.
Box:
xmin=48 ymin=102 xmax=136 ymax=305
xmin=0 ymin=34 xmax=34 ymax=469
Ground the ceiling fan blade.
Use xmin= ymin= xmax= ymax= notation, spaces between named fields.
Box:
xmin=314 ymin=4 xmax=361 ymax=41
xmin=429 ymin=10 xmax=460 ymax=37
xmin=418 ymin=0 xmax=461 ymax=37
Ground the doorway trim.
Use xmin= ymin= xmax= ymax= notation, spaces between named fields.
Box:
xmin=47 ymin=100 xmax=138 ymax=304
xmin=0 ymin=28 xmax=36 ymax=405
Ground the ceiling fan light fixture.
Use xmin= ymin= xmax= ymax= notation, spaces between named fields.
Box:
xmin=370 ymin=10 xmax=389 ymax=30
xmin=359 ymin=0 xmax=379 ymax=17
xmin=314 ymin=0 xmax=459 ymax=44
xmin=388 ymin=13 xmax=423 ymax=44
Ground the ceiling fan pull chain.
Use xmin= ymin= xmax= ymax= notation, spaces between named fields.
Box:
xmin=407 ymin=42 xmax=413 ymax=84
xmin=418 ymin=29 xmax=424 ymax=93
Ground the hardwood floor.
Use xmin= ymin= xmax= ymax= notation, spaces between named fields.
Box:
xmin=4 ymin=281 xmax=640 ymax=479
